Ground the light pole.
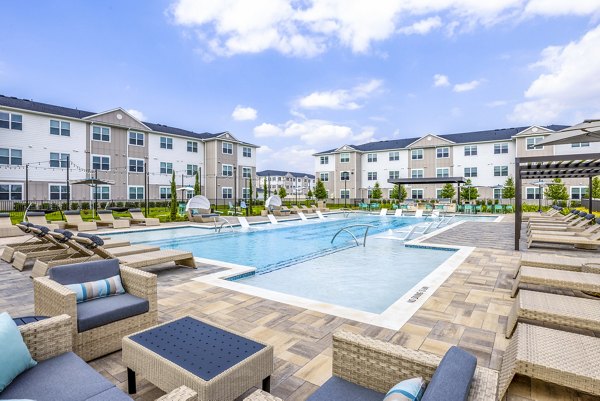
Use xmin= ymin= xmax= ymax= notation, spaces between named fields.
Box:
xmin=532 ymin=180 xmax=546 ymax=212
xmin=233 ymin=166 xmax=237 ymax=208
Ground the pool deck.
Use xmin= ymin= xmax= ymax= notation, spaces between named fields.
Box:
xmin=1 ymin=213 xmax=599 ymax=400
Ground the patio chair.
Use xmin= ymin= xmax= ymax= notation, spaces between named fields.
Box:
xmin=1 ymin=223 xmax=60 ymax=262
xmin=527 ymin=210 xmax=588 ymax=230
xmin=272 ymin=206 xmax=291 ymax=216
xmin=394 ymin=209 xmax=403 ymax=217
xmin=300 ymin=205 xmax=312 ymax=213
xmin=528 ymin=216 xmax=598 ymax=238
xmin=33 ymin=259 xmax=158 ymax=361
xmin=61 ymin=210 xmax=98 ymax=232
xmin=227 ymin=201 xmax=241 ymax=215
xmin=527 ymin=208 xmax=579 ymax=224
xmin=378 ymin=208 xmax=387 ymax=216
xmin=414 ymin=209 xmax=423 ymax=217
xmin=95 ymin=210 xmax=130 ymax=229
xmin=26 ymin=211 xmax=60 ymax=230
xmin=187 ymin=208 xmax=221 ymax=223
xmin=527 ymin=225 xmax=600 ymax=249
xmin=517 ymin=252 xmax=591 ymax=278
xmin=240 ymin=200 xmax=248 ymax=213
xmin=493 ymin=204 xmax=503 ymax=214
xmin=281 ymin=205 xmax=296 ymax=214
xmin=125 ymin=208 xmax=160 ymax=226
xmin=0 ymin=212 xmax=23 ymax=237
xmin=527 ymin=212 xmax=594 ymax=234
xmin=317 ymin=201 xmax=330 ymax=212
xmin=11 ymin=225 xmax=74 ymax=271
xmin=511 ymin=266 xmax=600 ymax=298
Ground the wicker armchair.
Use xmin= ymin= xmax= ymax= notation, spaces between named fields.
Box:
xmin=33 ymin=263 xmax=158 ymax=361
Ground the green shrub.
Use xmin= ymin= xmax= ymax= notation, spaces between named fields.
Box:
xmin=70 ymin=202 xmax=79 ymax=210
xmin=13 ymin=202 xmax=26 ymax=212
xmin=115 ymin=201 xmax=124 ymax=207
xmin=81 ymin=202 xmax=90 ymax=210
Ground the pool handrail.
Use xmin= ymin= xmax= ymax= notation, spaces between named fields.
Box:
xmin=331 ymin=224 xmax=376 ymax=247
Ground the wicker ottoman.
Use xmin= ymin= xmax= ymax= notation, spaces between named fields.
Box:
xmin=122 ymin=316 xmax=273 ymax=401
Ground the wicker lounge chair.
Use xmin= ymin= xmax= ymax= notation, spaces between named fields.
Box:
xmin=11 ymin=225 xmax=73 ymax=271
xmin=95 ymin=210 xmax=130 ymax=228
xmin=187 ymin=208 xmax=221 ymax=223
xmin=58 ymin=210 xmax=97 ymax=231
xmin=506 ymin=290 xmax=600 ymax=338
xmin=514 ymin=252 xmax=591 ymax=278
xmin=498 ymin=323 xmax=600 ymax=400
xmin=317 ymin=201 xmax=330 ymax=212
xmin=0 ymin=223 xmax=56 ymax=262
xmin=271 ymin=206 xmax=291 ymax=216
xmin=527 ymin=228 xmax=600 ymax=249
xmin=126 ymin=208 xmax=160 ymax=226
xmin=527 ymin=215 xmax=598 ymax=237
xmin=527 ymin=211 xmax=590 ymax=231
xmin=512 ymin=266 xmax=600 ymax=297
xmin=26 ymin=211 xmax=60 ymax=230
xmin=34 ymin=259 xmax=158 ymax=361
xmin=526 ymin=207 xmax=575 ymax=223
xmin=0 ymin=212 xmax=23 ymax=237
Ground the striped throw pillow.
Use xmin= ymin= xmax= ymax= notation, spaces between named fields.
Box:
xmin=65 ymin=275 xmax=125 ymax=303
xmin=384 ymin=377 xmax=426 ymax=401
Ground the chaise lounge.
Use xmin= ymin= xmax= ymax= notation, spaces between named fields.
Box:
xmin=0 ymin=212 xmax=23 ymax=238
xmin=61 ymin=210 xmax=98 ymax=232
xmin=126 ymin=208 xmax=160 ymax=226
xmin=95 ymin=210 xmax=131 ymax=229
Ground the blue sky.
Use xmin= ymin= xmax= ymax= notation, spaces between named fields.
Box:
xmin=2 ymin=1 xmax=600 ymax=173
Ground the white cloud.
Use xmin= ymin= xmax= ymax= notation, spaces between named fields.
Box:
xmin=433 ymin=74 xmax=450 ymax=87
xmin=453 ymin=79 xmax=482 ymax=92
xmin=398 ymin=16 xmax=442 ymax=35
xmin=253 ymin=123 xmax=283 ymax=137
xmin=524 ymin=0 xmax=600 ymax=17
xmin=297 ymin=79 xmax=383 ymax=110
xmin=232 ymin=105 xmax=258 ymax=121
xmin=486 ymin=100 xmax=507 ymax=107
xmin=510 ymin=24 xmax=600 ymax=123
xmin=127 ymin=109 xmax=147 ymax=121
xmin=256 ymin=145 xmax=317 ymax=172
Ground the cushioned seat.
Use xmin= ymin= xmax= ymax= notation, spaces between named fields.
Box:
xmin=201 ymin=213 xmax=220 ymax=218
xmin=77 ymin=293 xmax=149 ymax=332
xmin=307 ymin=377 xmax=383 ymax=401
xmin=421 ymin=346 xmax=477 ymax=401
xmin=0 ymin=352 xmax=121 ymax=401
xmin=86 ymin=387 xmax=133 ymax=400
xmin=49 ymin=259 xmax=120 ymax=285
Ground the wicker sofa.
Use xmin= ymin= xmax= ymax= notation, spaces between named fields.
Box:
xmin=0 ymin=314 xmax=196 ymax=400
xmin=33 ymin=259 xmax=158 ymax=361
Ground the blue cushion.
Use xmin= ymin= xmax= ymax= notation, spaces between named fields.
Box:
xmin=76 ymin=232 xmax=105 ymax=246
xmin=49 ymin=259 xmax=120 ymax=285
xmin=86 ymin=387 xmax=133 ymax=400
xmin=0 ymin=352 xmax=122 ymax=401
xmin=307 ymin=377 xmax=383 ymax=401
xmin=384 ymin=377 xmax=425 ymax=400
xmin=65 ymin=274 xmax=125 ymax=303
xmin=0 ymin=313 xmax=37 ymax=392
xmin=421 ymin=346 xmax=476 ymax=401
xmin=76 ymin=293 xmax=149 ymax=332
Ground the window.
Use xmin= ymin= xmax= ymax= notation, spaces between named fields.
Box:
xmin=389 ymin=151 xmax=400 ymax=161
xmin=411 ymin=149 xmax=423 ymax=160
xmin=50 ymin=120 xmax=70 ymax=136
xmin=186 ymin=164 xmax=198 ymax=176
xmin=49 ymin=184 xmax=69 ymax=200
xmin=92 ymin=185 xmax=110 ymax=200
xmin=436 ymin=168 xmax=449 ymax=178
xmin=222 ymin=142 xmax=233 ymax=154
xmin=160 ymin=162 xmax=173 ymax=174
xmin=242 ymin=188 xmax=250 ymax=199
xmin=526 ymin=136 xmax=544 ymax=150
xmin=526 ymin=187 xmax=542 ymax=200
xmin=436 ymin=147 xmax=449 ymax=158
xmin=187 ymin=141 xmax=198 ymax=153
xmin=160 ymin=187 xmax=171 ymax=199
xmin=0 ymin=112 xmax=22 ymax=130
xmin=571 ymin=187 xmax=589 ymax=200
xmin=222 ymin=164 xmax=233 ymax=177
xmin=129 ymin=186 xmax=144 ymax=200
xmin=464 ymin=145 xmax=477 ymax=156
xmin=494 ymin=143 xmax=509 ymax=154
xmin=222 ymin=187 xmax=233 ymax=199
xmin=411 ymin=189 xmax=424 ymax=200
xmin=0 ymin=184 xmax=22 ymax=200
xmin=129 ymin=132 xmax=144 ymax=146
xmin=0 ymin=148 xmax=22 ymax=165
xmin=494 ymin=188 xmax=502 ymax=199
xmin=389 ymin=170 xmax=400 ymax=180
xmin=367 ymin=153 xmax=377 ymax=163
xmin=160 ymin=137 xmax=173 ymax=149
xmin=411 ymin=169 xmax=424 ymax=178
xmin=242 ymin=147 xmax=252 ymax=157
xmin=341 ymin=171 xmax=350 ymax=180
xmin=92 ymin=155 xmax=110 ymax=171
xmin=50 ymin=152 xmax=69 ymax=168
xmin=92 ymin=126 xmax=110 ymax=142
xmin=242 ymin=167 xmax=252 ymax=178
xmin=367 ymin=172 xmax=377 ymax=181
xmin=320 ymin=156 xmax=329 ymax=164
xmin=340 ymin=153 xmax=350 ymax=163
xmin=340 ymin=189 xmax=350 ymax=199
xmin=320 ymin=173 xmax=329 ymax=182
xmin=464 ymin=167 xmax=477 ymax=177
xmin=494 ymin=166 xmax=508 ymax=177
xmin=128 ymin=159 xmax=144 ymax=173
xmin=572 ymin=142 xmax=590 ymax=148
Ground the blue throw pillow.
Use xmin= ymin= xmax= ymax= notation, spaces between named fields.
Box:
xmin=0 ymin=312 xmax=37 ymax=391
xmin=65 ymin=274 xmax=125 ymax=303
xmin=384 ymin=377 xmax=426 ymax=401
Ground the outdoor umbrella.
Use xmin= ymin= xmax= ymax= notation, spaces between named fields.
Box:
xmin=70 ymin=178 xmax=115 ymax=218
xmin=538 ymin=119 xmax=600 ymax=146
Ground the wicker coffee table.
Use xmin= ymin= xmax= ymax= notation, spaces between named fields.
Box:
xmin=122 ymin=316 xmax=274 ymax=401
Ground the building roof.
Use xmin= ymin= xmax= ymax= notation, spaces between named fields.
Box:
xmin=257 ymin=169 xmax=315 ymax=179
xmin=0 ymin=94 xmax=258 ymax=146
xmin=314 ymin=124 xmax=570 ymax=155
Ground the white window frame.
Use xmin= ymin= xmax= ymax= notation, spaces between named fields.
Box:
xmin=222 ymin=142 xmax=233 ymax=155
xmin=242 ymin=167 xmax=252 ymax=179
xmin=367 ymin=153 xmax=377 ymax=163
xmin=464 ymin=145 xmax=477 ymax=156
xmin=92 ymin=125 xmax=111 ymax=142
xmin=340 ymin=189 xmax=350 ymax=199
xmin=411 ymin=189 xmax=424 ymax=200
xmin=91 ymin=154 xmax=110 ymax=171
xmin=48 ymin=184 xmax=70 ymax=201
xmin=222 ymin=164 xmax=233 ymax=177
xmin=464 ymin=167 xmax=478 ymax=177
xmin=526 ymin=136 xmax=544 ymax=150
xmin=128 ymin=186 xmax=144 ymax=200
xmin=159 ymin=186 xmax=172 ymax=199
xmin=222 ymin=187 xmax=233 ymax=199
xmin=570 ymin=186 xmax=588 ymax=200
xmin=0 ymin=182 xmax=23 ymax=200
xmin=436 ymin=147 xmax=449 ymax=158
xmin=388 ymin=170 xmax=400 ymax=180
xmin=436 ymin=168 xmax=449 ymax=178
xmin=367 ymin=171 xmax=377 ymax=181
xmin=389 ymin=151 xmax=400 ymax=161
xmin=186 ymin=164 xmax=198 ymax=176
xmin=160 ymin=162 xmax=173 ymax=174
xmin=436 ymin=188 xmax=443 ymax=199
xmin=50 ymin=119 xmax=70 ymax=136
xmin=91 ymin=185 xmax=111 ymax=201
xmin=320 ymin=156 xmax=329 ymax=165
xmin=187 ymin=141 xmax=198 ymax=153
xmin=128 ymin=131 xmax=144 ymax=146
xmin=0 ymin=112 xmax=22 ymax=131
xmin=411 ymin=169 xmax=424 ymax=178
xmin=340 ymin=153 xmax=350 ymax=163
xmin=160 ymin=136 xmax=173 ymax=150
xmin=494 ymin=143 xmax=508 ymax=154
xmin=50 ymin=152 xmax=69 ymax=168
xmin=341 ymin=171 xmax=350 ymax=180
xmin=242 ymin=146 xmax=252 ymax=158
xmin=526 ymin=187 xmax=542 ymax=200
xmin=494 ymin=165 xmax=508 ymax=177
xmin=572 ymin=142 xmax=590 ymax=148
xmin=320 ymin=172 xmax=329 ymax=182
xmin=493 ymin=188 xmax=502 ymax=199
xmin=0 ymin=148 xmax=22 ymax=165
xmin=411 ymin=149 xmax=423 ymax=160
xmin=128 ymin=158 xmax=144 ymax=173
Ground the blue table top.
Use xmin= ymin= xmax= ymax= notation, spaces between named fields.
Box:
xmin=129 ymin=316 xmax=265 ymax=381
xmin=13 ymin=316 xmax=48 ymax=326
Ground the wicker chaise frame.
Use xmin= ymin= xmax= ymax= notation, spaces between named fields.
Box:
xmin=512 ymin=266 xmax=600 ymax=298
xmin=33 ymin=265 xmax=158 ymax=361
xmin=17 ymin=315 xmax=196 ymax=400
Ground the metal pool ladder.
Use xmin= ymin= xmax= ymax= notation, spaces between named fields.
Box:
xmin=339 ymin=208 xmax=358 ymax=218
xmin=331 ymin=224 xmax=375 ymax=247
xmin=213 ymin=216 xmax=235 ymax=233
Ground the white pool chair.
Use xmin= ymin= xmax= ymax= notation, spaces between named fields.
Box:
xmin=237 ymin=216 xmax=251 ymax=229
xmin=298 ymin=212 xmax=308 ymax=221
xmin=415 ymin=209 xmax=423 ymax=218
xmin=267 ymin=215 xmax=279 ymax=225
xmin=379 ymin=209 xmax=388 ymax=216
xmin=316 ymin=211 xmax=325 ymax=220
xmin=431 ymin=210 xmax=440 ymax=218
xmin=394 ymin=209 xmax=403 ymax=217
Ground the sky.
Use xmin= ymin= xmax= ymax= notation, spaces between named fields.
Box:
xmin=2 ymin=1 xmax=600 ymax=173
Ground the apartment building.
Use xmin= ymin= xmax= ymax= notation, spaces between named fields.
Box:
xmin=314 ymin=124 xmax=599 ymax=202
xmin=256 ymin=170 xmax=316 ymax=197
xmin=0 ymin=95 xmax=258 ymax=204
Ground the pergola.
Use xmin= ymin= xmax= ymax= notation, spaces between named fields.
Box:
xmin=514 ymin=153 xmax=600 ymax=250
xmin=387 ymin=177 xmax=467 ymax=203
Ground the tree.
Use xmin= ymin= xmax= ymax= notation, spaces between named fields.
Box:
xmin=278 ymin=186 xmax=287 ymax=199
xmin=371 ymin=182 xmax=382 ymax=199
xmin=170 ymin=171 xmax=177 ymax=221
xmin=194 ymin=171 xmax=200 ymax=196
xmin=307 ymin=189 xmax=313 ymax=199
xmin=314 ymin=179 xmax=327 ymax=200
xmin=545 ymin=177 xmax=569 ymax=204
xmin=502 ymin=176 xmax=515 ymax=204
xmin=390 ymin=184 xmax=407 ymax=202
xmin=439 ymin=183 xmax=456 ymax=200
xmin=592 ymin=176 xmax=600 ymax=199
xmin=263 ymin=178 xmax=268 ymax=202
xmin=460 ymin=179 xmax=478 ymax=202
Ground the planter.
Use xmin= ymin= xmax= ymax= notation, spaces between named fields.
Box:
xmin=260 ymin=210 xmax=268 ymax=217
